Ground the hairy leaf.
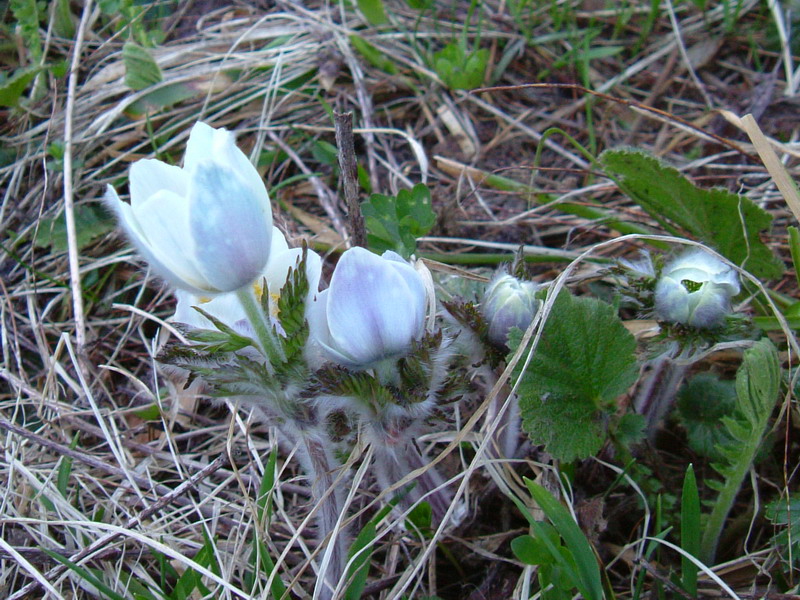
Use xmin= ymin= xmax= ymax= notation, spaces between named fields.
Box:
xmin=700 ymin=338 xmax=780 ymax=562
xmin=513 ymin=290 xmax=638 ymax=461
xmin=517 ymin=290 xmax=638 ymax=406
xmin=599 ymin=149 xmax=782 ymax=279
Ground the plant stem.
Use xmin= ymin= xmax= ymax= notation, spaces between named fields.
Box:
xmin=236 ymin=286 xmax=285 ymax=366
xmin=291 ymin=428 xmax=349 ymax=600
xmin=370 ymin=420 xmax=453 ymax=525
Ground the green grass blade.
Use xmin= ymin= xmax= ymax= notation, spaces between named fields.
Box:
xmin=525 ymin=479 xmax=604 ymax=600
xmin=42 ymin=548 xmax=127 ymax=600
xmin=680 ymin=465 xmax=700 ymax=596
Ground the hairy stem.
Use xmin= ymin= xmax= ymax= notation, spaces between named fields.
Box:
xmin=370 ymin=420 xmax=453 ymax=525
xmin=294 ymin=429 xmax=349 ymax=600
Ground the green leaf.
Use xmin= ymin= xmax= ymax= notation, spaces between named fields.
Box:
xmin=349 ymin=35 xmax=397 ymax=74
xmin=345 ymin=504 xmax=391 ymax=600
xmin=42 ymin=549 xmax=127 ymax=600
xmin=432 ymin=42 xmax=488 ymax=90
xmin=357 ymin=0 xmax=388 ymax=25
xmin=700 ymin=338 xmax=780 ymax=563
xmin=788 ymin=226 xmax=800 ymax=289
xmin=599 ymin=149 xmax=782 ymax=279
xmin=520 ymin=394 xmax=606 ymax=462
xmin=512 ymin=528 xmax=560 ymax=566
xmin=53 ymin=0 xmax=76 ymax=38
xmin=765 ymin=493 xmax=800 ymax=565
xmin=33 ymin=203 xmax=114 ymax=252
xmin=525 ymin=480 xmax=604 ymax=600
xmin=250 ymin=447 xmax=287 ymax=598
xmin=517 ymin=291 xmax=638 ymax=405
xmin=123 ymin=41 xmax=163 ymax=91
xmin=0 ymin=67 xmax=42 ymax=107
xmin=676 ymin=373 xmax=737 ymax=460
xmin=361 ymin=183 xmax=436 ymax=258
xmin=680 ymin=465 xmax=700 ymax=597
xmin=514 ymin=291 xmax=638 ymax=461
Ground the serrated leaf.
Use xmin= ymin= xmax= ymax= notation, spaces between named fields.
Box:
xmin=517 ymin=290 xmax=638 ymax=405
xmin=514 ymin=291 xmax=638 ymax=461
xmin=700 ymin=338 xmax=780 ymax=562
xmin=520 ymin=394 xmax=605 ymax=461
xmin=123 ymin=42 xmax=163 ymax=91
xmin=599 ymin=149 xmax=782 ymax=279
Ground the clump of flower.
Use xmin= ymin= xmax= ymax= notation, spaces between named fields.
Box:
xmin=655 ymin=248 xmax=740 ymax=328
xmin=308 ymin=247 xmax=428 ymax=369
xmin=105 ymin=122 xmax=273 ymax=294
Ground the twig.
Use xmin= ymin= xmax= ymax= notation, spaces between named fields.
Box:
xmin=334 ymin=111 xmax=366 ymax=248
xmin=266 ymin=130 xmax=349 ymax=244
xmin=62 ymin=0 xmax=93 ymax=353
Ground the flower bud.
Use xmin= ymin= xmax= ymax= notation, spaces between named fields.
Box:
xmin=308 ymin=247 xmax=427 ymax=367
xmin=106 ymin=122 xmax=273 ymax=294
xmin=482 ymin=273 xmax=540 ymax=345
xmin=655 ymin=249 xmax=740 ymax=328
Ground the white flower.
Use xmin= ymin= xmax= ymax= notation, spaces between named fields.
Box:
xmin=308 ymin=247 xmax=427 ymax=367
xmin=655 ymin=249 xmax=740 ymax=328
xmin=173 ymin=227 xmax=322 ymax=332
xmin=105 ymin=122 xmax=273 ymax=294
xmin=482 ymin=273 xmax=540 ymax=345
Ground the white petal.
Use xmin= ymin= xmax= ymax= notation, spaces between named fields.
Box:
xmin=188 ymin=162 xmax=272 ymax=292
xmin=173 ymin=289 xmax=247 ymax=329
xmin=135 ymin=189 xmax=210 ymax=291
xmin=210 ymin=127 xmax=272 ymax=216
xmin=270 ymin=226 xmax=290 ymax=255
xmin=327 ymin=248 xmax=423 ymax=365
xmin=129 ymin=159 xmax=187 ymax=206
xmin=183 ymin=122 xmax=218 ymax=174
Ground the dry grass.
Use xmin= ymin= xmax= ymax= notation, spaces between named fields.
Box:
xmin=1 ymin=0 xmax=798 ymax=598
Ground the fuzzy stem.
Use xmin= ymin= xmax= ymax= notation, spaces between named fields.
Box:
xmin=236 ymin=286 xmax=285 ymax=367
xmin=634 ymin=354 xmax=688 ymax=440
xmin=296 ymin=430 xmax=349 ymax=600
xmin=371 ymin=420 xmax=453 ymax=525
xmin=484 ymin=380 xmax=521 ymax=460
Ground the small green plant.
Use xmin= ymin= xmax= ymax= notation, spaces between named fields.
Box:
xmin=432 ymin=41 xmax=489 ymax=90
xmin=511 ymin=289 xmax=641 ymax=461
xmin=700 ymin=338 xmax=780 ymax=563
xmin=361 ymin=183 xmax=436 ymax=258
xmin=511 ymin=479 xmax=609 ymax=600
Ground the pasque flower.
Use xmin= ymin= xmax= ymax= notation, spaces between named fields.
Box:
xmin=309 ymin=247 xmax=427 ymax=367
xmin=173 ymin=227 xmax=322 ymax=332
xmin=655 ymin=249 xmax=740 ymax=328
xmin=482 ymin=273 xmax=540 ymax=346
xmin=105 ymin=122 xmax=273 ymax=294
